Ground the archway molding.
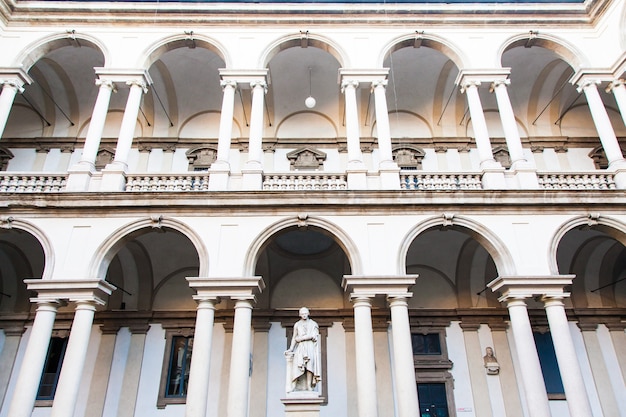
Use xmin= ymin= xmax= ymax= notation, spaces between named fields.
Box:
xmin=15 ymin=31 xmax=109 ymax=71
xmin=549 ymin=214 xmax=626 ymax=274
xmin=399 ymin=214 xmax=516 ymax=276
xmin=243 ymin=215 xmax=362 ymax=276
xmin=260 ymin=32 xmax=347 ymax=68
xmin=89 ymin=216 xmax=208 ymax=279
xmin=498 ymin=32 xmax=587 ymax=70
xmin=380 ymin=32 xmax=467 ymax=70
xmin=141 ymin=33 xmax=230 ymax=69
xmin=0 ymin=218 xmax=54 ymax=280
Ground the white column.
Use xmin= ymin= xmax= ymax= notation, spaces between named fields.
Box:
xmin=607 ymin=79 xmax=626 ymax=127
xmin=388 ymin=296 xmax=419 ymax=417
xmin=461 ymin=81 xmax=496 ymax=167
xmin=216 ymin=80 xmax=237 ymax=165
xmin=342 ymin=80 xmax=364 ymax=166
xmin=80 ymin=79 xmax=115 ymax=167
xmin=227 ymin=299 xmax=254 ymax=417
xmin=7 ymin=301 xmax=59 ymax=417
xmin=352 ymin=296 xmax=379 ymax=417
xmin=0 ymin=81 xmax=23 ymax=139
xmin=504 ymin=298 xmax=551 ymax=417
xmin=186 ymin=298 xmax=217 ymax=417
xmin=579 ymin=80 xmax=625 ymax=167
xmin=492 ymin=80 xmax=525 ymax=165
xmin=112 ymin=80 xmax=147 ymax=168
xmin=542 ymin=296 xmax=593 ymax=417
xmin=372 ymin=80 xmax=393 ymax=165
xmin=50 ymin=301 xmax=97 ymax=417
xmin=246 ymin=81 xmax=266 ymax=168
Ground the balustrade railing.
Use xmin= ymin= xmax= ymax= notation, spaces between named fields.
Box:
xmin=263 ymin=174 xmax=347 ymax=190
xmin=125 ymin=173 xmax=210 ymax=191
xmin=400 ymin=172 xmax=482 ymax=190
xmin=537 ymin=172 xmax=616 ymax=190
xmin=0 ymin=174 xmax=67 ymax=192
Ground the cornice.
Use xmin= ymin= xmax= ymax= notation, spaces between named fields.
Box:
xmin=1 ymin=0 xmax=614 ymax=27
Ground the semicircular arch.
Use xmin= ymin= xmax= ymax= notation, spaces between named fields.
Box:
xmin=89 ymin=217 xmax=209 ymax=279
xmin=498 ymin=32 xmax=587 ymax=70
xmin=0 ymin=218 xmax=54 ymax=280
xmin=260 ymin=32 xmax=347 ymax=68
xmin=15 ymin=32 xmax=109 ymax=71
xmin=399 ymin=215 xmax=516 ymax=276
xmin=244 ymin=216 xmax=362 ymax=276
xmin=141 ymin=33 xmax=230 ymax=69
xmin=380 ymin=33 xmax=467 ymax=70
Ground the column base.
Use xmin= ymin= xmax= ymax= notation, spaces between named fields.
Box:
xmin=208 ymin=161 xmax=231 ymax=191
xmin=282 ymin=393 xmax=324 ymax=417
xmin=65 ymin=162 xmax=96 ymax=192
xmin=378 ymin=162 xmax=400 ymax=190
xmin=100 ymin=162 xmax=128 ymax=192
xmin=347 ymin=161 xmax=367 ymax=190
xmin=480 ymin=161 xmax=506 ymax=189
xmin=609 ymin=160 xmax=626 ymax=189
xmin=242 ymin=164 xmax=263 ymax=191
xmin=509 ymin=161 xmax=539 ymax=189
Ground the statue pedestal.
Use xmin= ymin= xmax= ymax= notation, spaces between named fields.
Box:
xmin=281 ymin=392 xmax=323 ymax=417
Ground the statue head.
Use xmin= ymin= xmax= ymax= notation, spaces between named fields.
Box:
xmin=299 ymin=306 xmax=310 ymax=319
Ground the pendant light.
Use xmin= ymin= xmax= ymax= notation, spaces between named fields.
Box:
xmin=305 ymin=67 xmax=316 ymax=109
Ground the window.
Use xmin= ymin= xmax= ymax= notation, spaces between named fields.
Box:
xmin=533 ymin=331 xmax=565 ymax=398
xmin=418 ymin=383 xmax=450 ymax=417
xmin=37 ymin=336 xmax=68 ymax=401
xmin=166 ymin=336 xmax=193 ymax=397
xmin=157 ymin=329 xmax=195 ymax=408
xmin=412 ymin=333 xmax=442 ymax=355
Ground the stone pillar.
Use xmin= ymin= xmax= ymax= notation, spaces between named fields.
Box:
xmin=542 ymin=296 xmax=592 ymax=417
xmin=116 ymin=323 xmax=149 ymax=417
xmin=372 ymin=80 xmax=400 ymax=189
xmin=503 ymin=297 xmax=551 ymax=417
xmin=578 ymin=80 xmax=625 ymax=167
xmin=461 ymin=81 xmax=505 ymax=189
xmin=491 ymin=80 xmax=539 ymax=189
xmin=351 ymin=296 xmax=378 ymax=417
xmin=84 ymin=324 xmax=119 ymax=417
xmin=101 ymin=79 xmax=148 ymax=191
xmin=185 ymin=298 xmax=218 ymax=417
xmin=0 ymin=69 xmax=31 ymax=139
xmin=50 ymin=301 xmax=99 ymax=417
xmin=209 ymin=80 xmax=237 ymax=190
xmin=341 ymin=80 xmax=367 ymax=189
xmin=460 ymin=322 xmax=493 ymax=417
xmin=227 ymin=299 xmax=254 ymax=417
xmin=606 ymin=322 xmax=626 ymax=385
xmin=242 ymin=80 xmax=266 ymax=190
xmin=0 ymin=323 xmax=25 ymax=409
xmin=388 ymin=296 xmax=419 ymax=417
xmin=607 ymin=79 xmax=626 ymax=127
xmin=6 ymin=301 xmax=59 ymax=417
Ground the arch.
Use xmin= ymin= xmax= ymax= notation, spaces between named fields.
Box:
xmin=274 ymin=111 xmax=338 ymax=138
xmin=549 ymin=215 xmax=626 ymax=274
xmin=243 ymin=216 xmax=362 ymax=276
xmin=88 ymin=217 xmax=209 ymax=279
xmin=260 ymin=32 xmax=348 ymax=69
xmin=399 ymin=215 xmax=516 ymax=276
xmin=498 ymin=32 xmax=587 ymax=70
xmin=0 ymin=218 xmax=55 ymax=280
xmin=15 ymin=32 xmax=109 ymax=71
xmin=375 ymin=110 xmax=434 ymax=138
xmin=380 ymin=32 xmax=467 ymax=70
xmin=141 ymin=33 xmax=230 ymax=69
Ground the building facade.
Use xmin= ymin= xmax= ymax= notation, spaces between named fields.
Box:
xmin=0 ymin=0 xmax=625 ymax=416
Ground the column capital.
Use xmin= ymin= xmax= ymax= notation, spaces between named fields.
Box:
xmin=606 ymin=79 xmax=625 ymax=93
xmin=455 ymin=68 xmax=510 ymax=91
xmin=342 ymin=275 xmax=418 ymax=299
xmin=93 ymin=67 xmax=152 ymax=89
xmin=24 ymin=278 xmax=116 ymax=306
xmin=371 ymin=79 xmax=388 ymax=91
xmin=220 ymin=79 xmax=238 ymax=90
xmin=218 ymin=68 xmax=268 ymax=88
xmin=250 ymin=80 xmax=268 ymax=92
xmin=488 ymin=275 xmax=574 ymax=302
xmin=339 ymin=68 xmax=389 ymax=86
xmin=95 ymin=78 xmax=116 ymax=91
xmin=490 ymin=78 xmax=511 ymax=91
xmin=186 ymin=276 xmax=265 ymax=301
xmin=341 ymin=79 xmax=359 ymax=92
xmin=0 ymin=67 xmax=33 ymax=90
xmin=576 ymin=78 xmax=601 ymax=93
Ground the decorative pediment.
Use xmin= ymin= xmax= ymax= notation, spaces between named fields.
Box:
xmin=0 ymin=147 xmax=14 ymax=171
xmin=392 ymin=145 xmax=425 ymax=170
xmin=286 ymin=147 xmax=326 ymax=171
xmin=492 ymin=146 xmax=511 ymax=169
xmin=186 ymin=146 xmax=218 ymax=171
xmin=95 ymin=148 xmax=115 ymax=170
